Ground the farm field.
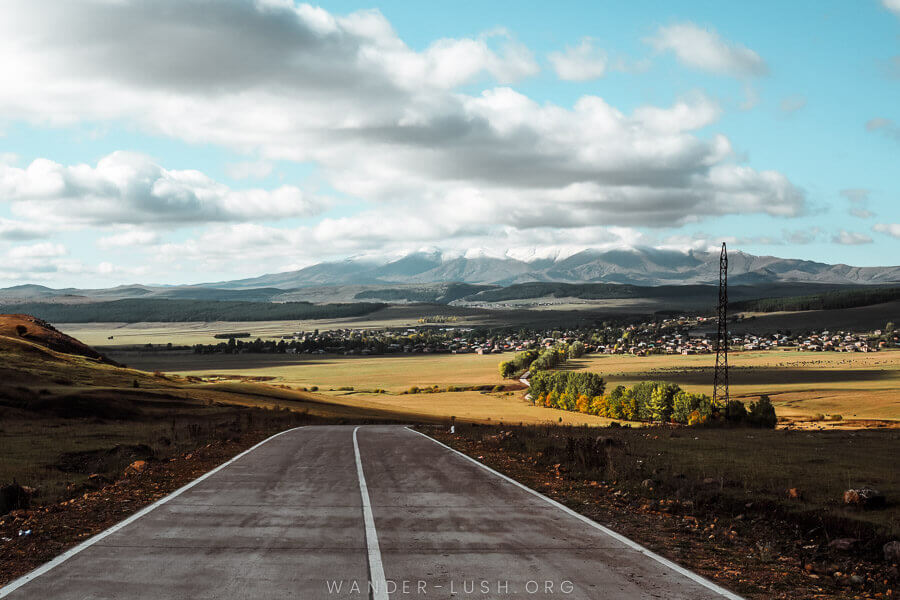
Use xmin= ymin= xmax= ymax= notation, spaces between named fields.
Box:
xmin=112 ymin=347 xmax=900 ymax=424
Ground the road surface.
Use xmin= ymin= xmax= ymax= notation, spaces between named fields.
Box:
xmin=1 ymin=426 xmax=742 ymax=599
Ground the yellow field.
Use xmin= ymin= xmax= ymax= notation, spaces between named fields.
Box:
xmin=572 ymin=350 xmax=900 ymax=421
xmin=115 ymin=346 xmax=900 ymax=424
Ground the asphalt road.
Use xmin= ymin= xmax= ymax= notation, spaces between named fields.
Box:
xmin=1 ymin=426 xmax=742 ymax=599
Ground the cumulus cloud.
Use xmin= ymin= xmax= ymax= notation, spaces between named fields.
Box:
xmin=97 ymin=229 xmax=160 ymax=249
xmin=225 ymin=160 xmax=274 ymax=180
xmin=832 ymin=230 xmax=873 ymax=245
xmin=646 ymin=23 xmax=767 ymax=77
xmin=0 ymin=1 xmax=807 ymax=278
xmin=0 ymin=218 xmax=52 ymax=241
xmin=549 ymin=38 xmax=608 ymax=81
xmin=7 ymin=242 xmax=67 ymax=260
xmin=873 ymin=223 xmax=900 ymax=238
xmin=0 ymin=152 xmax=323 ymax=227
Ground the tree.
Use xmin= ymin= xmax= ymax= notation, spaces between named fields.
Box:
xmin=724 ymin=400 xmax=748 ymax=424
xmin=747 ymin=395 xmax=776 ymax=428
xmin=569 ymin=340 xmax=586 ymax=359
xmin=672 ymin=391 xmax=713 ymax=424
xmin=630 ymin=381 xmax=656 ymax=421
xmin=648 ymin=383 xmax=680 ymax=422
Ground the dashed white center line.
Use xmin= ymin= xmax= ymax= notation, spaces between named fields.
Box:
xmin=353 ymin=426 xmax=389 ymax=600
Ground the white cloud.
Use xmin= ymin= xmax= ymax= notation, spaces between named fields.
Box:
xmin=0 ymin=1 xmax=807 ymax=279
xmin=0 ymin=218 xmax=52 ymax=241
xmin=0 ymin=152 xmax=323 ymax=227
xmin=646 ymin=23 xmax=767 ymax=77
xmin=97 ymin=229 xmax=160 ymax=249
xmin=8 ymin=242 xmax=67 ymax=259
xmin=549 ymin=38 xmax=608 ymax=81
xmin=225 ymin=160 xmax=274 ymax=180
xmin=832 ymin=230 xmax=873 ymax=245
xmin=883 ymin=0 xmax=900 ymax=16
xmin=874 ymin=223 xmax=900 ymax=238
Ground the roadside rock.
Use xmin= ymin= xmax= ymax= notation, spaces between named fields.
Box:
xmin=0 ymin=483 xmax=31 ymax=516
xmin=885 ymin=541 xmax=900 ymax=564
xmin=843 ymin=488 xmax=886 ymax=509
xmin=125 ymin=460 xmax=147 ymax=475
xmin=828 ymin=538 xmax=859 ymax=552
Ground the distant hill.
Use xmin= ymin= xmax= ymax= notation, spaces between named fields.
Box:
xmin=1 ymin=248 xmax=898 ymax=310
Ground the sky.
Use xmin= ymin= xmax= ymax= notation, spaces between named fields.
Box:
xmin=0 ymin=0 xmax=898 ymax=288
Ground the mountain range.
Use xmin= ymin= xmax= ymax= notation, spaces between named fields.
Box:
xmin=2 ymin=247 xmax=898 ymax=305
xmin=212 ymin=247 xmax=900 ymax=288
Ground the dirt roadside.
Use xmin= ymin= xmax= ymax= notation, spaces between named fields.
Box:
xmin=428 ymin=428 xmax=898 ymax=600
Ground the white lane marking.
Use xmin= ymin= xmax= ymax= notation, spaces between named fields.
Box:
xmin=406 ymin=427 xmax=745 ymax=600
xmin=352 ymin=426 xmax=389 ymax=600
xmin=0 ymin=426 xmax=306 ymax=598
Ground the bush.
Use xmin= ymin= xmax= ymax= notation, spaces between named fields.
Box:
xmin=499 ymin=349 xmax=539 ymax=379
xmin=725 ymin=400 xmax=748 ymax=424
xmin=568 ymin=341 xmax=586 ymax=359
xmin=747 ymin=395 xmax=777 ymax=428
xmin=491 ymin=385 xmax=504 ymax=393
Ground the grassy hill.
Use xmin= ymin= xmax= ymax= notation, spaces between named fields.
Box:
xmin=0 ymin=314 xmax=421 ymax=509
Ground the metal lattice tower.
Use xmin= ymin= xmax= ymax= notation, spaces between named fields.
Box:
xmin=713 ymin=242 xmax=729 ymax=406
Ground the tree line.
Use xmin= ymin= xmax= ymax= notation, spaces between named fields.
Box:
xmin=0 ymin=299 xmax=386 ymax=323
xmin=529 ymin=375 xmax=775 ymax=428
xmin=733 ymin=286 xmax=900 ymax=313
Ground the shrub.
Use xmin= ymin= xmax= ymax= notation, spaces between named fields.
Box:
xmin=725 ymin=400 xmax=748 ymax=424
xmin=568 ymin=341 xmax=586 ymax=359
xmin=672 ymin=391 xmax=713 ymax=424
xmin=747 ymin=395 xmax=777 ymax=428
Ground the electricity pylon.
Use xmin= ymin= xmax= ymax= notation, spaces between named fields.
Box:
xmin=713 ymin=242 xmax=729 ymax=406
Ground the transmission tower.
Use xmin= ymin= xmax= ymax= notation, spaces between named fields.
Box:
xmin=713 ymin=242 xmax=729 ymax=406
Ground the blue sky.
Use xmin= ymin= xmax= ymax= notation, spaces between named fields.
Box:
xmin=0 ymin=0 xmax=898 ymax=287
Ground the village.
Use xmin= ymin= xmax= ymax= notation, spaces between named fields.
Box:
xmin=183 ymin=316 xmax=896 ymax=357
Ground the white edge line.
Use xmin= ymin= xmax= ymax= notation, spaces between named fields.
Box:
xmin=406 ymin=426 xmax=745 ymax=600
xmin=0 ymin=426 xmax=306 ymax=598
xmin=352 ymin=426 xmax=389 ymax=600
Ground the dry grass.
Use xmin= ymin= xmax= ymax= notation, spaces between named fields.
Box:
xmin=114 ymin=347 xmax=900 ymax=423
xmin=570 ymin=350 xmax=900 ymax=421
xmin=448 ymin=422 xmax=900 ymax=539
